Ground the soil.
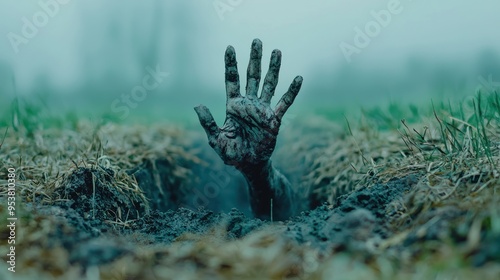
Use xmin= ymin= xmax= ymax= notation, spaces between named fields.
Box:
xmin=27 ymin=165 xmax=420 ymax=274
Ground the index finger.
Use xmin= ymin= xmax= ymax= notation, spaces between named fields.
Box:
xmin=225 ymin=46 xmax=241 ymax=99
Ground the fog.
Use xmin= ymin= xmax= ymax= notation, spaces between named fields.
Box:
xmin=1 ymin=0 xmax=499 ymax=123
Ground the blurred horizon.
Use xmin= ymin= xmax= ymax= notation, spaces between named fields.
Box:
xmin=1 ymin=0 xmax=499 ymax=124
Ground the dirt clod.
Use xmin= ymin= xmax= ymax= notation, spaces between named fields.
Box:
xmin=54 ymin=167 xmax=148 ymax=221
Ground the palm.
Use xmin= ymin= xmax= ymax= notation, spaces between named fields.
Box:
xmin=195 ymin=39 xmax=303 ymax=170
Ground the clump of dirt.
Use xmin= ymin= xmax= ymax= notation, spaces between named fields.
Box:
xmin=335 ymin=175 xmax=417 ymax=224
xmin=53 ymin=167 xmax=148 ymax=222
xmin=4 ymin=202 xmax=133 ymax=276
xmin=284 ymin=175 xmax=417 ymax=251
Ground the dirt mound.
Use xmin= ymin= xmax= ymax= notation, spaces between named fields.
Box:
xmin=53 ymin=167 xmax=148 ymax=221
xmin=284 ymin=176 xmax=417 ymax=251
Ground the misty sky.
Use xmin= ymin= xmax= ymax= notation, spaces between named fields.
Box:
xmin=0 ymin=0 xmax=499 ymax=112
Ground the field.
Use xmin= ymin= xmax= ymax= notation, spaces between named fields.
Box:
xmin=1 ymin=91 xmax=500 ymax=280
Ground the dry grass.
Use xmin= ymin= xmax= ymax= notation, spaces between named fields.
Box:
xmin=2 ymin=92 xmax=500 ymax=279
xmin=0 ymin=121 xmax=197 ymax=206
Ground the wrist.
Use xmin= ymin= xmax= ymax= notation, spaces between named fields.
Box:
xmin=238 ymin=159 xmax=294 ymax=220
xmin=237 ymin=159 xmax=272 ymax=178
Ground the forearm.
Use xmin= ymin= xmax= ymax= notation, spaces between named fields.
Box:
xmin=239 ymin=160 xmax=294 ymax=221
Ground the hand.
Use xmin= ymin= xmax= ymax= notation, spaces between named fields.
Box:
xmin=194 ymin=39 xmax=303 ymax=170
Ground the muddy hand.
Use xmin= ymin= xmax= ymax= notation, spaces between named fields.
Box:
xmin=194 ymin=39 xmax=303 ymax=170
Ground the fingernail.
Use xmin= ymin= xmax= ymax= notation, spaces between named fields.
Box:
xmin=251 ymin=40 xmax=262 ymax=58
xmin=225 ymin=46 xmax=237 ymax=65
xmin=252 ymin=39 xmax=262 ymax=49
xmin=271 ymin=50 xmax=281 ymax=66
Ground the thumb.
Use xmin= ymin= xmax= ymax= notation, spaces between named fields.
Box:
xmin=194 ymin=105 xmax=219 ymax=145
